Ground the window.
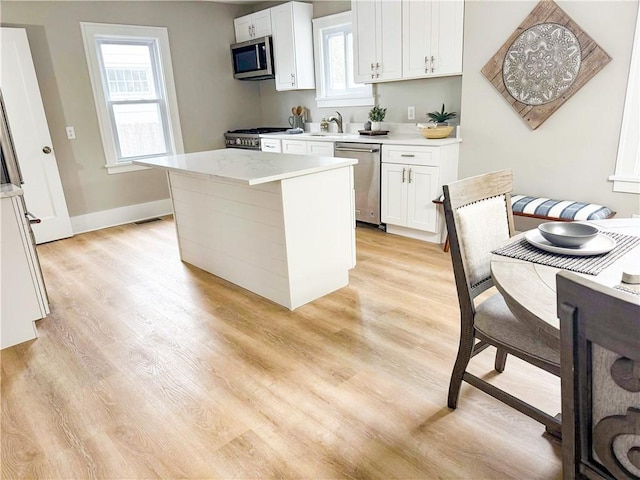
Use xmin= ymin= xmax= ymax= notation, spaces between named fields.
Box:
xmin=81 ymin=23 xmax=183 ymax=174
xmin=609 ymin=11 xmax=639 ymax=194
xmin=313 ymin=12 xmax=374 ymax=108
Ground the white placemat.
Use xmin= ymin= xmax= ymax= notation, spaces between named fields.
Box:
xmin=492 ymin=232 xmax=640 ymax=275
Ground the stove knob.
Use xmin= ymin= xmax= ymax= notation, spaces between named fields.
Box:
xmin=236 ymin=138 xmax=241 ymax=145
xmin=252 ymin=139 xmax=259 ymax=147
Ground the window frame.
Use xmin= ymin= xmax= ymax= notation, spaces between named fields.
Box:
xmin=312 ymin=12 xmax=374 ymax=108
xmin=609 ymin=10 xmax=639 ymax=194
xmin=81 ymin=22 xmax=184 ymax=174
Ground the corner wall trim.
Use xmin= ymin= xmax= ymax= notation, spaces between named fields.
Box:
xmin=70 ymin=198 xmax=173 ymax=235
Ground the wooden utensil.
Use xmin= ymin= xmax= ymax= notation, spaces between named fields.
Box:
xmin=296 ymin=106 xmax=303 ymax=116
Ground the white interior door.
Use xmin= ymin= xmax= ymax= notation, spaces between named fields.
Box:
xmin=1 ymin=27 xmax=72 ymax=244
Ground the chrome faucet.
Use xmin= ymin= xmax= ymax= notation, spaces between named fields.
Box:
xmin=327 ymin=111 xmax=343 ymax=133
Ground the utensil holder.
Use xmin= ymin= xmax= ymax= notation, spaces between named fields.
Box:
xmin=288 ymin=115 xmax=304 ymax=129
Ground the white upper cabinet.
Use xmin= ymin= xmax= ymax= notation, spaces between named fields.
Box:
xmin=271 ymin=2 xmax=315 ymax=91
xmin=352 ymin=0 xmax=402 ymax=83
xmin=234 ymin=9 xmax=272 ymax=43
xmin=402 ymin=0 xmax=464 ymax=79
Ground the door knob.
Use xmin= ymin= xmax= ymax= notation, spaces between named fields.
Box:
xmin=42 ymin=146 xmax=52 ymax=154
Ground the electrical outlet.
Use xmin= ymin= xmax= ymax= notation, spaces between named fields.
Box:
xmin=66 ymin=126 xmax=76 ymax=139
xmin=408 ymin=106 xmax=415 ymax=120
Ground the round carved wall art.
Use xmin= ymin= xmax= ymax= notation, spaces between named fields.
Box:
xmin=503 ymin=23 xmax=582 ymax=106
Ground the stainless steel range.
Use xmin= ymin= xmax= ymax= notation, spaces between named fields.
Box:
xmin=224 ymin=127 xmax=288 ymax=150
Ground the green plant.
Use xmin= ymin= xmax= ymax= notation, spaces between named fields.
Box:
xmin=368 ymin=105 xmax=387 ymax=122
xmin=427 ymin=104 xmax=457 ymax=123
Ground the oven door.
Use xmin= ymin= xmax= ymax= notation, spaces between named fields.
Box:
xmin=231 ymin=36 xmax=274 ymax=80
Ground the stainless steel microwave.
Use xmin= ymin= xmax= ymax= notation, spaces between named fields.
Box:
xmin=230 ymin=36 xmax=275 ymax=80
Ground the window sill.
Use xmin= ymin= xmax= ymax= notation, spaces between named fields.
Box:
xmin=609 ymin=174 xmax=640 ymax=194
xmin=105 ymin=162 xmax=151 ymax=175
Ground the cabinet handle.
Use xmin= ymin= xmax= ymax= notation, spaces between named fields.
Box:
xmin=400 ymin=154 xmax=415 ymax=157
xmin=376 ymin=62 xmax=380 ymax=78
xmin=25 ymin=211 xmax=41 ymax=224
xmin=402 ymin=167 xmax=406 ymax=183
xmin=431 ymin=56 xmax=435 ymax=73
xmin=291 ymin=73 xmax=295 ymax=86
xmin=408 ymin=168 xmax=413 ymax=183
xmin=425 ymin=56 xmax=429 ymax=74
xmin=371 ymin=63 xmax=374 ymax=79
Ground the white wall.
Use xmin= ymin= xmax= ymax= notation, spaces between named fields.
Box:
xmin=460 ymin=1 xmax=639 ymax=217
xmin=1 ymin=1 xmax=263 ymax=217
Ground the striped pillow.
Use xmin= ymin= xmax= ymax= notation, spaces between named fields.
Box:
xmin=510 ymin=195 xmax=613 ymax=221
xmin=435 ymin=193 xmax=614 ymax=221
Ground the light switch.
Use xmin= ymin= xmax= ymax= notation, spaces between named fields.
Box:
xmin=66 ymin=126 xmax=76 ymax=140
xmin=408 ymin=106 xmax=415 ymax=120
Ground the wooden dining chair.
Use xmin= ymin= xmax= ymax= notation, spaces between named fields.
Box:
xmin=557 ymin=271 xmax=640 ymax=480
xmin=443 ymin=169 xmax=561 ymax=435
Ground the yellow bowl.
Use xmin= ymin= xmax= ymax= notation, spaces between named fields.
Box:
xmin=420 ymin=126 xmax=454 ymax=139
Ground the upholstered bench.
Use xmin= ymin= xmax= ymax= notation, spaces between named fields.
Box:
xmin=433 ymin=194 xmax=616 ymax=252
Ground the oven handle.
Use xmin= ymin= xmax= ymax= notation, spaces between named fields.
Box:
xmin=335 ymin=147 xmax=380 ymax=153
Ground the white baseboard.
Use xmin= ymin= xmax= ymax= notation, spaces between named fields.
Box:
xmin=385 ymin=224 xmax=444 ymax=244
xmin=70 ymin=198 xmax=173 ymax=234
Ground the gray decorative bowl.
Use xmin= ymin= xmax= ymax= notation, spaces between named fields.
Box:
xmin=538 ymin=222 xmax=599 ymax=248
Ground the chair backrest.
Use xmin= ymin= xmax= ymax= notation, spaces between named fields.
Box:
xmin=443 ymin=170 xmax=515 ymax=310
xmin=557 ymin=271 xmax=640 ymax=480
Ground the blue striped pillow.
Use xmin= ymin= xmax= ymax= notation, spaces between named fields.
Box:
xmin=510 ymin=195 xmax=613 ymax=221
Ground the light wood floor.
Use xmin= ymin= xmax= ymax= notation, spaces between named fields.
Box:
xmin=1 ymin=218 xmax=562 ymax=479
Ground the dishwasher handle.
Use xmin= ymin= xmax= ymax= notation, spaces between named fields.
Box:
xmin=335 ymin=147 xmax=380 ymax=154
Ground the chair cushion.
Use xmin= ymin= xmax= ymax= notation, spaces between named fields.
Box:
xmin=511 ymin=195 xmax=614 ymax=221
xmin=475 ymin=293 xmax=560 ymax=366
xmin=456 ymin=196 xmax=510 ymax=287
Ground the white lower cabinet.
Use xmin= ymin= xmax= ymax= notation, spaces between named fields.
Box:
xmin=282 ymin=139 xmax=308 ymax=155
xmin=382 ymin=163 xmax=439 ymax=231
xmin=261 ymin=138 xmax=282 ymax=153
xmin=307 ymin=141 xmax=334 ymax=156
xmin=281 ymin=139 xmax=334 ymax=156
xmin=381 ymin=143 xmax=458 ymax=243
xmin=1 ymin=193 xmax=49 ymax=349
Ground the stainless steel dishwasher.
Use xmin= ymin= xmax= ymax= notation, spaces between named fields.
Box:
xmin=334 ymin=142 xmax=381 ymax=226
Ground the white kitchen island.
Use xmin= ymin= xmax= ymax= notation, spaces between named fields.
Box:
xmin=135 ymin=149 xmax=357 ymax=310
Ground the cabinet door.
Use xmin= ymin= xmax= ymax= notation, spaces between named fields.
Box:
xmin=402 ymin=0 xmax=433 ymax=79
xmin=234 ymin=14 xmax=253 ymax=42
xmin=252 ymin=10 xmax=272 ymax=38
xmin=352 ymin=0 xmax=377 ymax=83
xmin=282 ymin=139 xmax=307 ymax=155
xmin=307 ymin=141 xmax=334 ymax=156
xmin=377 ymin=0 xmax=403 ymax=81
xmin=406 ymin=165 xmax=439 ymax=231
xmin=271 ymin=3 xmax=296 ymax=90
xmin=381 ymin=163 xmax=407 ymax=226
xmin=431 ymin=0 xmax=464 ymax=76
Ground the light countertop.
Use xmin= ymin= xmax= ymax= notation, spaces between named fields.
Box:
xmin=0 ymin=183 xmax=24 ymax=199
xmin=260 ymin=131 xmax=462 ymax=146
xmin=134 ymin=149 xmax=357 ymax=186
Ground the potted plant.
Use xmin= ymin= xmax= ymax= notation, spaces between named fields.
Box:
xmin=427 ymin=104 xmax=457 ymax=126
xmin=368 ymin=105 xmax=387 ymax=131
